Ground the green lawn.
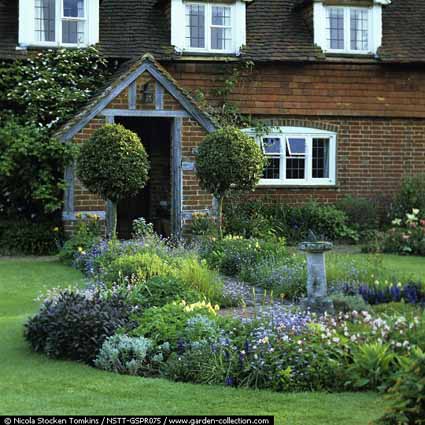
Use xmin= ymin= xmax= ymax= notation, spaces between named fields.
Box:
xmin=0 ymin=258 xmax=385 ymax=423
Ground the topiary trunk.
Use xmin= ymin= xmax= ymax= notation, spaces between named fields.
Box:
xmin=106 ymin=200 xmax=117 ymax=239
xmin=216 ymin=195 xmax=224 ymax=239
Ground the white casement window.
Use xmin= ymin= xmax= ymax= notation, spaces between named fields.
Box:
xmin=18 ymin=0 xmax=99 ymax=48
xmin=185 ymin=3 xmax=233 ymax=52
xmin=326 ymin=6 xmax=371 ymax=53
xmin=171 ymin=0 xmax=246 ymax=54
xmin=313 ymin=1 xmax=388 ymax=55
xmin=245 ymin=127 xmax=337 ymax=186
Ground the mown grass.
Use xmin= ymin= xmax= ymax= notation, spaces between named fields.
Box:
xmin=325 ymin=252 xmax=425 ymax=284
xmin=0 ymin=257 xmax=385 ymax=423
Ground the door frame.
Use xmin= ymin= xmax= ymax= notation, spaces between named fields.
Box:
xmin=105 ymin=113 xmax=184 ymax=238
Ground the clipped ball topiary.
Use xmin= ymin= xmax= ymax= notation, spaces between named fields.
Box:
xmin=196 ymin=126 xmax=265 ymax=236
xmin=77 ymin=124 xmax=150 ymax=237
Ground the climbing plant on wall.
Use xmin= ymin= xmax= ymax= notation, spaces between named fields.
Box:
xmin=0 ymin=47 xmax=113 ymax=129
xmin=0 ymin=47 xmax=114 ymax=220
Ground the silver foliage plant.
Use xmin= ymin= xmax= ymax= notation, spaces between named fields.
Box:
xmin=94 ymin=334 xmax=153 ymax=376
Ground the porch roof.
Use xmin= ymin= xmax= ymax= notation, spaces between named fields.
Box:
xmin=56 ymin=54 xmax=217 ymax=142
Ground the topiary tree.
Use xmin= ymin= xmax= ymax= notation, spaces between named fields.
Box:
xmin=196 ymin=126 xmax=265 ymax=237
xmin=77 ymin=124 xmax=150 ymax=238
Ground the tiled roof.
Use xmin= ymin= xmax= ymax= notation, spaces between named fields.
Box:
xmin=379 ymin=0 xmax=425 ymax=63
xmin=1 ymin=0 xmax=425 ymax=63
xmin=0 ymin=0 xmax=18 ymax=59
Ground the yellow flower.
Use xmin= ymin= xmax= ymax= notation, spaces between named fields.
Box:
xmin=53 ymin=227 xmax=59 ymax=233
xmin=77 ymin=247 xmax=84 ymax=253
xmin=214 ymin=304 xmax=220 ymax=311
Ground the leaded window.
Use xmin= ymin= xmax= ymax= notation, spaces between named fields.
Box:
xmin=252 ymin=128 xmax=336 ymax=186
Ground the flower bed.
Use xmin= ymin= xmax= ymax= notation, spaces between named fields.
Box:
xmin=25 ymin=217 xmax=425 ymax=423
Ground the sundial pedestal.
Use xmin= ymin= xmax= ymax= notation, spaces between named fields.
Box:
xmin=298 ymin=241 xmax=334 ymax=314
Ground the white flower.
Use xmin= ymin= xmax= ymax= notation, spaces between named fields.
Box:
xmin=332 ymin=337 xmax=340 ymax=344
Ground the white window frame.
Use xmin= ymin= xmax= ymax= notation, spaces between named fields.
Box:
xmin=61 ymin=0 xmax=87 ymax=47
xmin=18 ymin=0 xmax=99 ymax=49
xmin=171 ymin=0 xmax=246 ymax=55
xmin=325 ymin=6 xmax=372 ymax=54
xmin=244 ymin=127 xmax=337 ymax=187
xmin=184 ymin=2 xmax=234 ymax=53
xmin=313 ymin=1 xmax=385 ymax=55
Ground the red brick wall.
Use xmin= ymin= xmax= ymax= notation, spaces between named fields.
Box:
xmin=67 ymin=61 xmax=425 ymax=233
xmin=167 ymin=62 xmax=425 ymax=119
xmin=181 ymin=118 xmax=211 ymax=213
xmin=245 ymin=116 xmax=425 ymax=204
xmin=164 ymin=62 xmax=425 ymax=204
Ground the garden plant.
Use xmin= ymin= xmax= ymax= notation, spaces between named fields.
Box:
xmin=77 ymin=124 xmax=150 ymax=238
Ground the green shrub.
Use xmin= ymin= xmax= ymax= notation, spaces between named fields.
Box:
xmin=132 ymin=217 xmax=155 ymax=239
xmin=336 ymin=195 xmax=380 ymax=234
xmin=0 ymin=220 xmax=62 ymax=255
xmin=59 ymin=213 xmax=103 ymax=262
xmin=392 ymin=174 xmax=425 ymax=220
xmin=331 ymin=293 xmax=370 ymax=313
xmin=174 ymin=256 xmax=224 ymax=303
xmin=77 ymin=124 xmax=150 ymax=237
xmin=376 ymin=348 xmax=425 ymax=425
xmin=201 ymin=236 xmax=286 ymax=277
xmin=380 ymin=209 xmax=425 ymax=256
xmin=239 ymin=256 xmax=306 ymax=300
xmin=0 ymin=119 xmax=75 ymax=217
xmin=191 ymin=213 xmax=218 ymax=237
xmin=196 ymin=126 xmax=266 ymax=236
xmin=24 ymin=289 xmax=134 ymax=364
xmin=224 ymin=198 xmax=357 ymax=243
xmin=94 ymin=335 xmax=154 ymax=376
xmin=104 ymin=251 xmax=172 ymax=285
xmin=125 ymin=275 xmax=202 ymax=309
xmin=346 ymin=343 xmax=397 ymax=390
xmin=371 ymin=302 xmax=422 ymax=317
xmin=131 ymin=301 xmax=218 ymax=347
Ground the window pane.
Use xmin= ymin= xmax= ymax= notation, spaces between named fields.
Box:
xmin=263 ymin=138 xmax=281 ymax=154
xmin=312 ymin=138 xmax=330 ymax=178
xmin=63 ymin=0 xmax=84 ymax=17
xmin=327 ymin=8 xmax=344 ymax=50
xmin=263 ymin=157 xmax=280 ymax=179
xmin=350 ymin=9 xmax=368 ymax=51
xmin=287 ymin=138 xmax=306 ymax=156
xmin=211 ymin=27 xmax=232 ymax=50
xmin=62 ymin=20 xmax=85 ymax=44
xmin=286 ymin=142 xmax=305 ymax=179
xmin=35 ymin=0 xmax=56 ymax=42
xmin=186 ymin=5 xmax=205 ymax=48
xmin=212 ymin=6 xmax=231 ymax=26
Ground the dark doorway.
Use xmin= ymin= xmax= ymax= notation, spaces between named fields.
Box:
xmin=115 ymin=117 xmax=172 ymax=239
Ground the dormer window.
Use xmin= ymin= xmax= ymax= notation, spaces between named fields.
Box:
xmin=18 ymin=0 xmax=99 ymax=48
xmin=313 ymin=0 xmax=390 ymax=56
xmin=185 ymin=3 xmax=232 ymax=52
xmin=171 ymin=0 xmax=246 ymax=55
xmin=326 ymin=6 xmax=370 ymax=54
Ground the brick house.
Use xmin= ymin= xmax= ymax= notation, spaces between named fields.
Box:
xmin=1 ymin=0 xmax=425 ymax=236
